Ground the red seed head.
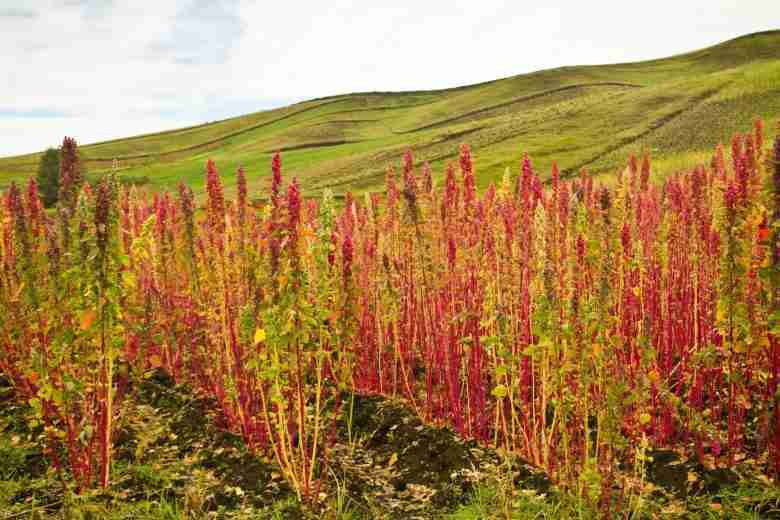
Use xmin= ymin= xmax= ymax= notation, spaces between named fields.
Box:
xmin=628 ymin=154 xmax=638 ymax=191
xmin=576 ymin=234 xmax=585 ymax=266
xmin=501 ymin=202 xmax=516 ymax=250
xmin=342 ymin=231 xmax=354 ymax=284
xmin=745 ymin=133 xmax=757 ymax=175
xmin=287 ymin=178 xmax=301 ymax=233
xmin=206 ymin=159 xmax=226 ymax=244
xmin=26 ymin=178 xmax=41 ymax=230
xmin=731 ymin=134 xmax=744 ymax=181
xmin=712 ymin=144 xmax=726 ymax=182
xmin=460 ymin=144 xmax=475 ymax=211
xmin=621 ymin=222 xmax=631 ymax=253
xmin=445 ymin=163 xmax=458 ymax=208
xmin=206 ymin=160 xmax=224 ymax=212
xmin=517 ymin=152 xmax=534 ymax=204
xmin=724 ymin=180 xmax=739 ymax=214
xmin=6 ymin=182 xmax=23 ymax=222
xmin=459 ymin=144 xmax=473 ymax=176
xmin=772 ymin=121 xmax=780 ymax=178
xmin=287 ymin=178 xmax=302 ymax=266
xmin=521 ymin=152 xmax=533 ymax=178
xmin=559 ymin=180 xmax=569 ymax=225
xmin=385 ymin=165 xmax=399 ymax=206
xmin=640 ymin=153 xmax=651 ymax=191
xmin=178 ymin=182 xmax=194 ymax=219
xmin=402 ymin=149 xmax=417 ymax=194
xmin=448 ymin=236 xmax=456 ymax=270
xmin=270 ymin=237 xmax=281 ymax=276
xmin=305 ymin=199 xmax=318 ymax=227
xmin=691 ymin=165 xmax=704 ymax=208
xmin=237 ymin=166 xmax=247 ymax=210
xmin=422 ymin=162 xmax=433 ymax=194
xmin=155 ymin=193 xmax=167 ymax=239
xmin=771 ymin=124 xmax=780 ymax=224
xmin=485 ymin=183 xmax=496 ymax=207
xmin=271 ymin=152 xmax=283 ymax=207
xmin=754 ymin=119 xmax=764 ymax=156
xmin=58 ymin=136 xmax=82 ymax=210
xmin=774 ymin=119 xmax=780 ymax=158
xmin=344 ymin=192 xmax=355 ymax=232
xmin=402 ymin=151 xmax=419 ymax=222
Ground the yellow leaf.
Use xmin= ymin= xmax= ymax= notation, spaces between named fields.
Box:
xmin=80 ymin=310 xmax=97 ymax=331
xmin=388 ymin=453 xmax=398 ymax=467
xmin=492 ymin=385 xmax=508 ymax=398
xmin=149 ymin=354 xmax=162 ymax=368
xmin=639 ymin=412 xmax=651 ymax=425
xmin=254 ymin=328 xmax=266 ymax=344
xmin=122 ymin=271 xmax=136 ymax=290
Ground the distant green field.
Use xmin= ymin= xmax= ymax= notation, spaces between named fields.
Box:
xmin=1 ymin=30 xmax=779 ymax=199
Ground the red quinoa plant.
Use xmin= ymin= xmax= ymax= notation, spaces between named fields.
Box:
xmin=2 ymin=123 xmax=780 ymax=513
xmin=0 ymin=139 xmax=125 ymax=491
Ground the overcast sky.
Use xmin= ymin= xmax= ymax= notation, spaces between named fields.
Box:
xmin=1 ymin=1 xmax=778 ymax=157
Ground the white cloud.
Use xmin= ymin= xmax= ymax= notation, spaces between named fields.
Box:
xmin=147 ymin=0 xmax=244 ymax=65
xmin=1 ymin=0 xmax=778 ymax=156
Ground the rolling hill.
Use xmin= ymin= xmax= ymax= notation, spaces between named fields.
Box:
xmin=1 ymin=30 xmax=779 ymax=199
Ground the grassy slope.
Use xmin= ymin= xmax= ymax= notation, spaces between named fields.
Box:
xmin=1 ymin=30 xmax=778 ymax=198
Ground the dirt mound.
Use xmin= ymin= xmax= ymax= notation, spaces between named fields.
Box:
xmin=331 ymin=394 xmax=550 ymax=518
xmin=114 ymin=370 xmax=298 ymax=513
xmin=3 ymin=373 xmax=555 ymax=518
xmin=646 ymin=449 xmax=739 ymax=499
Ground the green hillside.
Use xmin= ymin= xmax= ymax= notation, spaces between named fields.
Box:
xmin=1 ymin=30 xmax=779 ymax=198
